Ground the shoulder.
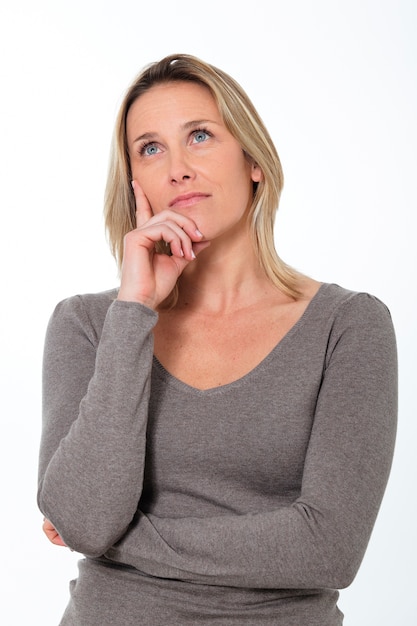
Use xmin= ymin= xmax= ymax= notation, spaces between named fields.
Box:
xmin=46 ymin=288 xmax=118 ymax=346
xmin=61 ymin=287 xmax=117 ymax=315
xmin=315 ymin=283 xmax=397 ymax=368
xmin=51 ymin=287 xmax=118 ymax=321
xmin=296 ymin=282 xmax=396 ymax=356
xmin=314 ymin=282 xmax=394 ymax=326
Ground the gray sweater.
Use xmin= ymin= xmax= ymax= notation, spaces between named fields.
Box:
xmin=38 ymin=283 xmax=397 ymax=625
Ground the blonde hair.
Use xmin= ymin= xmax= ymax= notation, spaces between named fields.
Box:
xmin=104 ymin=53 xmax=301 ymax=302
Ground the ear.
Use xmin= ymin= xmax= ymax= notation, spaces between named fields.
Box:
xmin=250 ymin=162 xmax=263 ymax=183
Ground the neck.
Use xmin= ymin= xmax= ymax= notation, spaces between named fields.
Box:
xmin=177 ymin=236 xmax=279 ymax=315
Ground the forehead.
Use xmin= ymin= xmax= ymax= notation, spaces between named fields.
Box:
xmin=126 ymin=81 xmax=221 ymax=132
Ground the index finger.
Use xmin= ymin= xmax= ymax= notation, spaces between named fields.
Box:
xmin=131 ymin=180 xmax=153 ymax=228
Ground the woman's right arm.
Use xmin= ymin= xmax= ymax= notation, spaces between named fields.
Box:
xmin=38 ymin=294 xmax=158 ymax=556
xmin=38 ymin=182 xmax=208 ymax=556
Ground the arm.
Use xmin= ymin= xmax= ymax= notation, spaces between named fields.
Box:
xmin=106 ymin=294 xmax=398 ymax=589
xmin=37 ymin=295 xmax=158 ymax=556
xmin=38 ymin=183 xmax=209 ymax=556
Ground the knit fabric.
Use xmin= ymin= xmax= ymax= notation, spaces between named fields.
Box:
xmin=38 ymin=283 xmax=397 ymax=625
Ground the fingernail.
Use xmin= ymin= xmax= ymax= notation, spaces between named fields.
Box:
xmin=191 ymin=249 xmax=196 ymax=259
xmin=195 ymin=229 xmax=203 ymax=238
xmin=131 ymin=180 xmax=135 ymax=190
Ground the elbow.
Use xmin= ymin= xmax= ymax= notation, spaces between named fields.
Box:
xmin=64 ymin=533 xmax=117 ymax=558
xmin=294 ymin=504 xmax=368 ymax=590
xmin=314 ymin=539 xmax=364 ymax=590
xmin=54 ymin=520 xmax=129 ymax=558
xmin=38 ymin=490 xmax=130 ymax=558
xmin=321 ymin=558 xmax=359 ymax=590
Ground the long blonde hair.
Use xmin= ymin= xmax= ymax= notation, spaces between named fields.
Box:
xmin=104 ymin=53 xmax=301 ymax=303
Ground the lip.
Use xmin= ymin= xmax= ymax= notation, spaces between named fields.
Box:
xmin=169 ymin=192 xmax=210 ymax=209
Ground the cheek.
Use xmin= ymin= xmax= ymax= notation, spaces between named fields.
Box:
xmin=229 ymin=163 xmax=255 ymax=205
xmin=132 ymin=169 xmax=161 ymax=214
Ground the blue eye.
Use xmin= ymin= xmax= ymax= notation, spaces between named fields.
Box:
xmin=140 ymin=143 xmax=160 ymax=156
xmin=192 ymin=129 xmax=211 ymax=143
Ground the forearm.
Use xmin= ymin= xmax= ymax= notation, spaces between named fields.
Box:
xmin=108 ymin=386 xmax=396 ymax=590
xmin=106 ymin=503 xmax=362 ymax=589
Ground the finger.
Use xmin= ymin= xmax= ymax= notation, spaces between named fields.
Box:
xmin=132 ymin=180 xmax=153 ymax=228
xmin=129 ymin=217 xmax=198 ymax=261
xmin=162 ymin=239 xmax=211 ymax=279
xmin=157 ymin=220 xmax=207 ymax=261
xmin=152 ymin=210 xmax=204 ymax=243
xmin=42 ymin=519 xmax=67 ymax=546
xmin=146 ymin=220 xmax=194 ymax=260
xmin=51 ymin=534 xmax=67 ymax=547
xmin=158 ymin=240 xmax=211 ymax=283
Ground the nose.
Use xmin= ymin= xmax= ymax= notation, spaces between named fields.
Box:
xmin=168 ymin=148 xmax=195 ymax=184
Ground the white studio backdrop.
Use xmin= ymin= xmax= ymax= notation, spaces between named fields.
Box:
xmin=0 ymin=1 xmax=415 ymax=624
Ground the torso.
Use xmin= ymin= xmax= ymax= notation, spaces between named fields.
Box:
xmin=153 ymin=277 xmax=322 ymax=390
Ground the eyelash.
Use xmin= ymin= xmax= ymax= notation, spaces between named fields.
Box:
xmin=191 ymin=127 xmax=212 ymax=143
xmin=138 ymin=127 xmax=212 ymax=156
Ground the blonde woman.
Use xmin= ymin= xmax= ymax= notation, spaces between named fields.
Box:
xmin=39 ymin=54 xmax=397 ymax=625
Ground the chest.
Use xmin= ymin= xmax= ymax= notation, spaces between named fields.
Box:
xmin=142 ymin=331 xmax=327 ymax=518
xmin=153 ymin=301 xmax=309 ymax=390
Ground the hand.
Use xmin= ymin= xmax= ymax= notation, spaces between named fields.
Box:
xmin=117 ymin=181 xmax=210 ymax=308
xmin=42 ymin=518 xmax=67 ymax=547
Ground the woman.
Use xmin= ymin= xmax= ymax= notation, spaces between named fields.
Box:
xmin=38 ymin=54 xmax=397 ymax=625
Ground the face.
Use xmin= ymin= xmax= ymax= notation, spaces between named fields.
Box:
xmin=126 ymin=81 xmax=262 ymax=242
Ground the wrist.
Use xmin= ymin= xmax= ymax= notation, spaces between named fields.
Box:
xmin=116 ymin=290 xmax=157 ymax=310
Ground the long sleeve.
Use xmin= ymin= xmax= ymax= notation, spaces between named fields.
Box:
xmin=37 ymin=294 xmax=158 ymax=556
xmin=105 ymin=291 xmax=398 ymax=590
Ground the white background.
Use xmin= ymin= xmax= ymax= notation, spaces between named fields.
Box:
xmin=1 ymin=1 xmax=416 ymax=624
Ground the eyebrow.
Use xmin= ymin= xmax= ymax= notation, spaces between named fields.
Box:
xmin=132 ymin=119 xmax=220 ymax=145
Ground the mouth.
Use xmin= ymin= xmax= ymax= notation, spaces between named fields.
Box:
xmin=169 ymin=192 xmax=210 ymax=209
